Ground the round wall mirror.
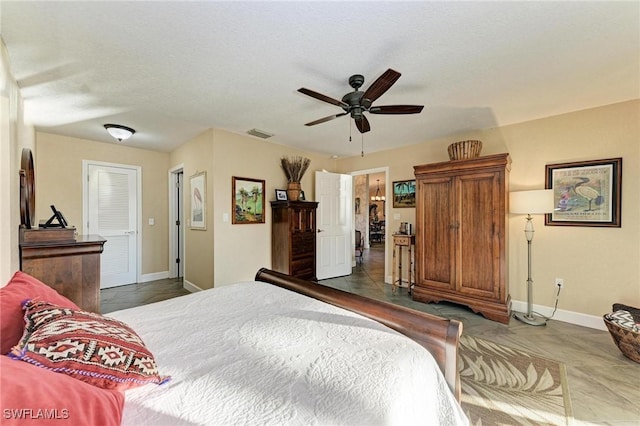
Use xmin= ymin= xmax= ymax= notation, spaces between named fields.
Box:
xmin=20 ymin=148 xmax=35 ymax=228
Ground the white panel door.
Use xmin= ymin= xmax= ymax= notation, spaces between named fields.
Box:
xmin=315 ymin=171 xmax=353 ymax=280
xmin=87 ymin=164 xmax=138 ymax=288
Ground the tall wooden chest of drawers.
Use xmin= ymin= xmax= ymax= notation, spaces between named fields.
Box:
xmin=271 ymin=200 xmax=318 ymax=280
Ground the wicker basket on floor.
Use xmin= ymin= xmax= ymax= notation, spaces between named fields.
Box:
xmin=603 ymin=303 xmax=640 ymax=363
xmin=447 ymin=140 xmax=482 ymax=160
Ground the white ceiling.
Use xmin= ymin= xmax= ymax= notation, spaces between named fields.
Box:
xmin=2 ymin=1 xmax=638 ymax=158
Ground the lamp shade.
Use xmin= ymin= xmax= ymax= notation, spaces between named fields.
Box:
xmin=510 ymin=189 xmax=554 ymax=214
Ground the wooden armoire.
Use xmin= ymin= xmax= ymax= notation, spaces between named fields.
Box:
xmin=413 ymin=153 xmax=511 ymax=323
xmin=270 ymin=200 xmax=319 ymax=281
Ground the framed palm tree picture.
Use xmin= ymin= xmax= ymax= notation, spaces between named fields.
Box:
xmin=392 ymin=179 xmax=416 ymax=208
xmin=232 ymin=176 xmax=265 ymax=224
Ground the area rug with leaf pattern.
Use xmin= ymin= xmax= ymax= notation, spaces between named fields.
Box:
xmin=459 ymin=335 xmax=574 ymax=426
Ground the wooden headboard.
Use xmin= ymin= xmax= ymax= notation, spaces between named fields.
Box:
xmin=254 ymin=268 xmax=462 ymax=400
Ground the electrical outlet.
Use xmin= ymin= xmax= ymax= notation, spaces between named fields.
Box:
xmin=555 ymin=278 xmax=564 ymax=288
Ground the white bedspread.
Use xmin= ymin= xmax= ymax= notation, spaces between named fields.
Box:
xmin=109 ymin=281 xmax=468 ymax=426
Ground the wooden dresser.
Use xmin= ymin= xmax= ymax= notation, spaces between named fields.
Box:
xmin=19 ymin=227 xmax=106 ymax=313
xmin=413 ymin=153 xmax=511 ymax=323
xmin=271 ymin=200 xmax=318 ymax=281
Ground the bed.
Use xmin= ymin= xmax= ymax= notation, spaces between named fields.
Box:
xmin=1 ymin=268 xmax=467 ymax=425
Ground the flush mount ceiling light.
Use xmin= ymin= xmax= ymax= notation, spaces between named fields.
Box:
xmin=104 ymin=124 xmax=136 ymax=142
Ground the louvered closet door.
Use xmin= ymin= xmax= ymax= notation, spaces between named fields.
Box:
xmin=87 ymin=164 xmax=138 ymax=288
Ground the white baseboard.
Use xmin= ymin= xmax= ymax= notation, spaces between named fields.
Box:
xmin=378 ymin=280 xmax=606 ymax=331
xmin=183 ymin=279 xmax=203 ymax=293
xmin=139 ymin=271 xmax=169 ymax=283
xmin=511 ymin=299 xmax=607 ymax=331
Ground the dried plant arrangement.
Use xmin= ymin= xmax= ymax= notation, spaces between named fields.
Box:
xmin=280 ymin=156 xmax=310 ymax=183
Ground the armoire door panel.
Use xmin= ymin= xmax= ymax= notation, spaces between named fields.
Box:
xmin=458 ymin=172 xmax=499 ymax=296
xmin=416 ymin=177 xmax=455 ymax=290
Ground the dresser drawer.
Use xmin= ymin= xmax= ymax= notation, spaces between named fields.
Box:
xmin=393 ymin=234 xmax=414 ymax=246
xmin=292 ymin=256 xmax=314 ymax=276
xmin=292 ymin=234 xmax=315 ymax=258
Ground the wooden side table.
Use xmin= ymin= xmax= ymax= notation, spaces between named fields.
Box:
xmin=392 ymin=234 xmax=415 ymax=294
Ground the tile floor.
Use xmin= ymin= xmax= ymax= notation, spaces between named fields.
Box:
xmin=101 ymin=245 xmax=639 ymax=425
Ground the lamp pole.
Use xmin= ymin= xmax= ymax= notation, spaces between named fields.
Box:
xmin=514 ymin=214 xmax=547 ymax=326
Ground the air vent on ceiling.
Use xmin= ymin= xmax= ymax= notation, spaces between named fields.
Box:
xmin=247 ymin=128 xmax=274 ymax=139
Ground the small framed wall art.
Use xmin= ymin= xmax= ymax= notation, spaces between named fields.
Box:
xmin=232 ymin=176 xmax=265 ymax=224
xmin=190 ymin=171 xmax=207 ymax=230
xmin=392 ymin=179 xmax=416 ymax=208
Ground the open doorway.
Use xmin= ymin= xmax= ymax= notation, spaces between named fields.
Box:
xmin=351 ymin=167 xmax=389 ymax=283
xmin=169 ymin=165 xmax=185 ymax=279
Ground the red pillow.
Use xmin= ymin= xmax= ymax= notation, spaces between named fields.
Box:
xmin=10 ymin=300 xmax=170 ymax=391
xmin=0 ymin=355 xmax=124 ymax=426
xmin=0 ymin=271 xmax=79 ymax=354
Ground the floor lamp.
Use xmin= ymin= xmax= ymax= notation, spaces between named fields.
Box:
xmin=510 ymin=189 xmax=554 ymax=326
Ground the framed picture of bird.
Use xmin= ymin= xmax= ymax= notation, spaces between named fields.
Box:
xmin=190 ymin=171 xmax=207 ymax=230
xmin=545 ymin=158 xmax=622 ymax=227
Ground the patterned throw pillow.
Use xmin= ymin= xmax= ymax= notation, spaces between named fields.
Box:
xmin=0 ymin=271 xmax=80 ymax=355
xmin=9 ymin=300 xmax=170 ymax=391
xmin=605 ymin=310 xmax=639 ymax=332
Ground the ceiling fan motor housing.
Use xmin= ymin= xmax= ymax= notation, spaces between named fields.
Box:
xmin=348 ymin=74 xmax=365 ymax=89
xmin=341 ymin=91 xmax=366 ymax=113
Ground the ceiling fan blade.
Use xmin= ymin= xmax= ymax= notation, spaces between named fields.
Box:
xmin=361 ymin=69 xmax=401 ymax=107
xmin=369 ymin=105 xmax=424 ymax=114
xmin=298 ymin=88 xmax=348 ymax=108
xmin=354 ymin=115 xmax=370 ymax=133
xmin=305 ymin=112 xmax=347 ymax=126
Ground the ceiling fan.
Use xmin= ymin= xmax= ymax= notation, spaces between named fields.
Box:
xmin=298 ymin=69 xmax=424 ymax=134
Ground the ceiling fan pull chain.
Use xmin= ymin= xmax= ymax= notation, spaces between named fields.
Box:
xmin=361 ymin=133 xmax=364 ymax=157
xmin=349 ymin=119 xmax=352 ymax=143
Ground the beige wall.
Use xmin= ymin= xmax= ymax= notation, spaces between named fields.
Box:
xmin=170 ymin=128 xmax=335 ymax=289
xmin=337 ymin=100 xmax=640 ymax=318
xmin=169 ymin=130 xmax=215 ymax=289
xmin=35 ymin=133 xmax=170 ymax=277
xmin=1 ymin=38 xmax=34 ymax=285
